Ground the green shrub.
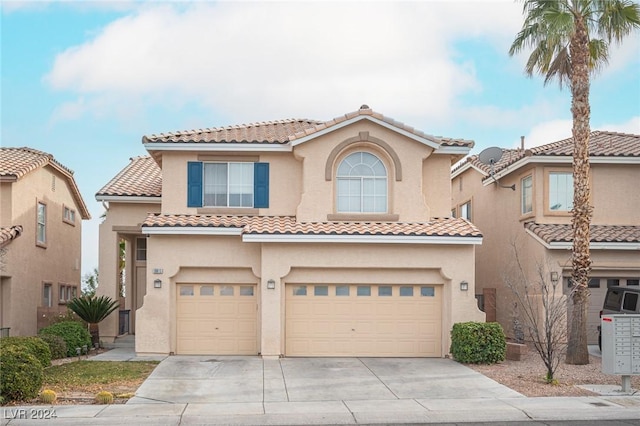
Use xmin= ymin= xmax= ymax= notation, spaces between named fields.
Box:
xmin=450 ymin=322 xmax=506 ymax=364
xmin=0 ymin=336 xmax=51 ymax=367
xmin=39 ymin=321 xmax=91 ymax=357
xmin=38 ymin=333 xmax=68 ymax=359
xmin=0 ymin=345 xmax=44 ymax=402
xmin=48 ymin=308 xmax=85 ymax=326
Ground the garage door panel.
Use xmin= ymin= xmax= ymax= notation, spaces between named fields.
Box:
xmin=177 ymin=284 xmax=257 ymax=355
xmin=286 ymin=284 xmax=442 ymax=357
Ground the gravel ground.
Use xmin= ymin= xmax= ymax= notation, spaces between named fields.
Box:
xmin=467 ymin=348 xmax=640 ymax=397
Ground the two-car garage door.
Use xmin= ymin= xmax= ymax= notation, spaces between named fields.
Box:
xmin=285 ymin=284 xmax=442 ymax=357
xmin=176 ymin=282 xmax=442 ymax=357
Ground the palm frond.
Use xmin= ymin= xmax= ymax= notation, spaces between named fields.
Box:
xmin=67 ymin=295 xmax=119 ymax=324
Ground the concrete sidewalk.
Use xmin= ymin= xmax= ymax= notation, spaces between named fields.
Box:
xmin=3 ymin=396 xmax=640 ymax=425
xmin=3 ymin=348 xmax=639 ymax=425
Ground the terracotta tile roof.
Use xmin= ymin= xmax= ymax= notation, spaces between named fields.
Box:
xmin=0 ymin=147 xmax=91 ymax=219
xmin=143 ymin=119 xmax=324 ymax=144
xmin=0 ymin=147 xmax=74 ymax=180
xmin=142 ymin=214 xmax=482 ymax=238
xmin=96 ymin=156 xmax=162 ymax=198
xmin=525 ymin=222 xmax=640 ymax=244
xmin=142 ymin=106 xmax=474 ymax=149
xmin=461 ymin=131 xmax=639 ymax=178
xmin=0 ymin=225 xmax=23 ymax=247
xmin=287 ymin=106 xmax=474 ymax=149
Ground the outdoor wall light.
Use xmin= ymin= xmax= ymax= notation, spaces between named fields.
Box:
xmin=267 ymin=279 xmax=276 ymax=290
xmin=550 ymin=271 xmax=559 ymax=284
xmin=154 ymin=279 xmax=162 ymax=289
xmin=460 ymin=281 xmax=469 ymax=291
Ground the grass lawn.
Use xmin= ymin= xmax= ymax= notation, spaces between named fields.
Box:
xmin=43 ymin=361 xmax=159 ymax=398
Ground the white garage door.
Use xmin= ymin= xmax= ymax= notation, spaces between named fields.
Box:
xmin=286 ymin=284 xmax=442 ymax=357
xmin=176 ymin=283 xmax=257 ymax=355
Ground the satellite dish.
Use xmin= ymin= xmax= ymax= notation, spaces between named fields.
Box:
xmin=476 ymin=146 xmax=515 ymax=191
xmin=478 ymin=146 xmax=503 ymax=166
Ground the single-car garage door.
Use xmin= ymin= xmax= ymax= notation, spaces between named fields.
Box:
xmin=286 ymin=284 xmax=441 ymax=357
xmin=176 ymin=283 xmax=257 ymax=355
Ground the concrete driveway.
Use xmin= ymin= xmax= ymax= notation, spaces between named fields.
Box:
xmin=128 ymin=356 xmax=523 ymax=404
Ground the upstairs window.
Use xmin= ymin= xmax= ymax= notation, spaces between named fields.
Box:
xmin=548 ymin=172 xmax=573 ymax=212
xmin=63 ymin=206 xmax=76 ymax=225
xmin=37 ymin=202 xmax=47 ymax=245
xmin=187 ymin=161 xmax=269 ymax=208
xmin=521 ymin=175 xmax=532 ymax=215
xmin=204 ymin=162 xmax=253 ymax=207
xmin=336 ymin=152 xmax=387 ymax=213
xmin=460 ymin=201 xmax=472 ymax=220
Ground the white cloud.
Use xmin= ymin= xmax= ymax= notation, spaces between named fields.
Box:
xmin=524 ymin=119 xmax=573 ymax=148
xmin=523 ymin=115 xmax=640 ymax=149
xmin=44 ymin=1 xmax=524 ymax=124
xmin=596 ymin=116 xmax=640 ymax=134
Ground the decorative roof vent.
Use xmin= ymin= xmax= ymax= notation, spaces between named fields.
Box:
xmin=360 ymin=104 xmax=370 ymax=110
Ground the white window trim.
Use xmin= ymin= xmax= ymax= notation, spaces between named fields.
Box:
xmin=203 ymin=162 xmax=254 ymax=208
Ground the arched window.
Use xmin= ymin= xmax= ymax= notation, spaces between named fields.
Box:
xmin=336 ymin=152 xmax=387 ymax=213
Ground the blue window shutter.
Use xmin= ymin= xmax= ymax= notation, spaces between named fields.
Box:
xmin=254 ymin=162 xmax=269 ymax=208
xmin=187 ymin=162 xmax=203 ymax=207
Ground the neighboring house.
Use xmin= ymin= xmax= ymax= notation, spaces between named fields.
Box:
xmin=451 ymin=131 xmax=640 ymax=344
xmin=96 ymin=105 xmax=485 ymax=357
xmin=0 ymin=147 xmax=91 ymax=336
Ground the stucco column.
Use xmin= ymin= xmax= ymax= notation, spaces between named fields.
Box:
xmin=260 ymin=243 xmax=289 ymax=359
xmin=97 ymin=222 xmax=119 ymax=343
xmin=134 ymin=235 xmax=172 ymax=355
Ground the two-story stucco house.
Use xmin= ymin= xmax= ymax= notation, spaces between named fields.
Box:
xmin=97 ymin=106 xmax=485 ymax=357
xmin=451 ymin=131 xmax=640 ymax=344
xmin=0 ymin=147 xmax=91 ymax=336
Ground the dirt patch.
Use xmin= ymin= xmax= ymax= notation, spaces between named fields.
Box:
xmin=468 ymin=349 xmax=640 ymax=397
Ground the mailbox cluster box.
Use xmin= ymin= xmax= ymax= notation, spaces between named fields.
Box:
xmin=601 ymin=314 xmax=640 ymax=375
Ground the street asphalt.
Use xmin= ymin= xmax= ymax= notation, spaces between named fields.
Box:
xmin=1 ymin=346 xmax=638 ymax=425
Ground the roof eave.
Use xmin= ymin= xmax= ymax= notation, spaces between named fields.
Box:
xmin=96 ymin=195 xmax=162 ymax=204
xmin=290 ymin=115 xmax=442 ymax=150
xmin=242 ymin=234 xmax=483 ymax=245
xmin=482 ymin=155 xmax=640 ymax=186
xmin=526 ymin=228 xmax=640 ymax=250
xmin=144 ymin=142 xmax=292 ymax=153
xmin=142 ymin=226 xmax=243 ymax=235
xmin=451 ymin=162 xmax=488 ymax=180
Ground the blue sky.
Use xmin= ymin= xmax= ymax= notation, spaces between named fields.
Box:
xmin=2 ymin=1 xmax=639 ymax=278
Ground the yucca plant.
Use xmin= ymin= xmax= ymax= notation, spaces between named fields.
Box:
xmin=67 ymin=295 xmax=119 ymax=347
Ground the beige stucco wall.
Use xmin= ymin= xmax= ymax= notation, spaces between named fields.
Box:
xmin=453 ymin=160 xmax=640 ymax=342
xmin=0 ymin=166 xmax=83 ymax=336
xmin=159 ymin=151 xmax=302 ymax=216
xmin=135 ymin=233 xmax=484 ymax=356
xmin=294 ymin=122 xmax=452 ymax=222
xmin=591 ymin=163 xmax=640 ymax=224
xmin=104 ymin=118 xmax=481 ymax=356
xmin=98 ymin=202 xmax=160 ymax=341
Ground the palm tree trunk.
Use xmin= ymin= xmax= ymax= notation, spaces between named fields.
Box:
xmin=566 ymin=13 xmax=592 ymax=365
xmin=89 ymin=322 xmax=100 ymax=347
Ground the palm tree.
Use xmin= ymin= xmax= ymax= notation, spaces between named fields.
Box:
xmin=509 ymin=0 xmax=639 ymax=365
xmin=68 ymin=295 xmax=120 ymax=347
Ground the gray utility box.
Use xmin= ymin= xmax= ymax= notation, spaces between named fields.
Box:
xmin=601 ymin=314 xmax=640 ymax=375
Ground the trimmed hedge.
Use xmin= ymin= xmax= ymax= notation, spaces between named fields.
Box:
xmin=0 ymin=345 xmax=44 ymax=402
xmin=0 ymin=336 xmax=51 ymax=367
xmin=450 ymin=322 xmax=506 ymax=364
xmin=39 ymin=321 xmax=91 ymax=357
xmin=38 ymin=333 xmax=68 ymax=359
